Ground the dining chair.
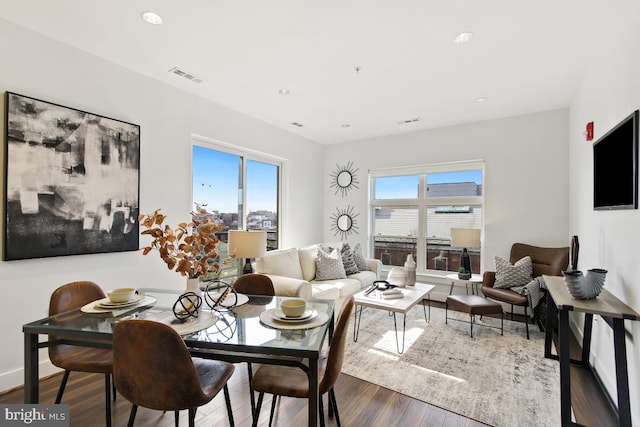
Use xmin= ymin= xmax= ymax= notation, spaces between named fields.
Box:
xmin=251 ymin=296 xmax=354 ymax=427
xmin=113 ymin=319 xmax=235 ymax=427
xmin=48 ymin=280 xmax=114 ymax=427
xmin=232 ymin=273 xmax=275 ymax=416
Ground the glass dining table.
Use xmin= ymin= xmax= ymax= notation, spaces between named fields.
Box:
xmin=23 ymin=287 xmax=335 ymax=427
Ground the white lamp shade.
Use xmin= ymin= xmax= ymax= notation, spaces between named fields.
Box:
xmin=228 ymin=230 xmax=267 ymax=259
xmin=450 ymin=228 xmax=481 ymax=249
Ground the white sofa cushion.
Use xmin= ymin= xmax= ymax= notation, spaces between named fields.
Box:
xmin=348 ymin=270 xmax=376 ymax=288
xmin=256 ymin=248 xmax=303 ymax=280
xmin=312 ymin=278 xmax=361 ymax=298
xmin=298 ymin=245 xmax=320 ymax=281
xmin=309 ymin=282 xmax=341 ymax=300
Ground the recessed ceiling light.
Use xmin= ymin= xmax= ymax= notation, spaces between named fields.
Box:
xmin=278 ymin=89 xmax=290 ymax=95
xmin=474 ymin=96 xmax=488 ymax=103
xmin=341 ymin=124 xmax=351 ymax=128
xmin=142 ymin=11 xmax=163 ymax=25
xmin=454 ymin=32 xmax=474 ymax=44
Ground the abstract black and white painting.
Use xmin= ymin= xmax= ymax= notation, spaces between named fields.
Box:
xmin=3 ymin=92 xmax=140 ymax=260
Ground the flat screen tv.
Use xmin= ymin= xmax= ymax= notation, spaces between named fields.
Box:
xmin=593 ymin=110 xmax=639 ymax=210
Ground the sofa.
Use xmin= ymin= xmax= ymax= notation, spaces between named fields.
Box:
xmin=254 ymin=242 xmax=381 ymax=310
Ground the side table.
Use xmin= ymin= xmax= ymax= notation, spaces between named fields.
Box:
xmin=446 ymin=273 xmax=483 ymax=295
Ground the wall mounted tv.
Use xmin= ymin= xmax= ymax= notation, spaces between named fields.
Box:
xmin=593 ymin=109 xmax=639 ymax=210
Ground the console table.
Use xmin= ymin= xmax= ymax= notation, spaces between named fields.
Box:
xmin=543 ymin=275 xmax=639 ymax=427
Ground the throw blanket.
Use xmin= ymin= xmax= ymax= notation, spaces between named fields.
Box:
xmin=511 ymin=276 xmax=546 ymax=318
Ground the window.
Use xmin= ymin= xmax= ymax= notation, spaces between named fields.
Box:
xmin=370 ymin=161 xmax=483 ymax=274
xmin=192 ymin=140 xmax=281 ymax=277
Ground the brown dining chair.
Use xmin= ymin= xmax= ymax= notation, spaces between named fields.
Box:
xmin=232 ymin=273 xmax=275 ymax=416
xmin=251 ymin=296 xmax=355 ymax=427
xmin=48 ymin=281 xmax=113 ymax=427
xmin=233 ymin=273 xmax=275 ymax=296
xmin=113 ymin=319 xmax=235 ymax=427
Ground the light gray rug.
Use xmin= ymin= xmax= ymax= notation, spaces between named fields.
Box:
xmin=342 ymin=305 xmax=560 ymax=427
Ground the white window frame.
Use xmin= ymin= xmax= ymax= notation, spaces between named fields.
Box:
xmin=191 ymin=134 xmax=285 ymax=247
xmin=369 ymin=160 xmax=484 ymax=273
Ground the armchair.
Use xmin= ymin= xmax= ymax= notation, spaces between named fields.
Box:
xmin=482 ymin=242 xmax=569 ymax=338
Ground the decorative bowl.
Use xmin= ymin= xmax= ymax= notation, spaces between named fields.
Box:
xmin=563 ymin=269 xmax=607 ymax=299
xmin=280 ymin=299 xmax=306 ymax=317
xmin=107 ymin=287 xmax=136 ymax=303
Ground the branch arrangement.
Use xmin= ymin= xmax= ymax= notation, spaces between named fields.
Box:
xmin=138 ymin=206 xmax=223 ymax=279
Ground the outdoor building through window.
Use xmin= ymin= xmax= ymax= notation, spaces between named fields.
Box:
xmin=370 ymin=161 xmax=484 ymax=274
xmin=192 ymin=140 xmax=281 ymax=278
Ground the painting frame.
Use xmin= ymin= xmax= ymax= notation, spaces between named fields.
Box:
xmin=3 ymin=92 xmax=140 ymax=261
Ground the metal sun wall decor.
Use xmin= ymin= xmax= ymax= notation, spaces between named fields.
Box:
xmin=329 ymin=161 xmax=360 ymax=197
xmin=330 ymin=205 xmax=359 ymax=239
xmin=3 ymin=92 xmax=140 ymax=260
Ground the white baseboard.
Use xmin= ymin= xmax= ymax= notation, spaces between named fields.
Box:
xmin=0 ymin=360 xmax=61 ymax=394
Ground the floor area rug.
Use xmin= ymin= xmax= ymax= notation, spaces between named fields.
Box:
xmin=342 ymin=304 xmax=561 ymax=427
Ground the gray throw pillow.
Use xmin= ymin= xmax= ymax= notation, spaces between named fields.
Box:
xmin=341 ymin=243 xmax=360 ymax=275
xmin=353 ymin=243 xmax=370 ymax=271
xmin=494 ymin=256 xmax=533 ymax=289
xmin=315 ymin=248 xmax=347 ymax=281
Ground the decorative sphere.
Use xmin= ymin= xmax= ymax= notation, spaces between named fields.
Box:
xmin=173 ymin=292 xmax=202 ymax=321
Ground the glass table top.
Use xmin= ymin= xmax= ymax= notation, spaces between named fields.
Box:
xmin=24 ymin=287 xmax=335 ymax=356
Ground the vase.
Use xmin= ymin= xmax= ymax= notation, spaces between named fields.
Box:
xmin=186 ymin=278 xmax=201 ymax=296
xmin=404 ymin=254 xmax=416 ymax=286
xmin=563 ymin=269 xmax=606 ymax=299
xmin=570 ymin=235 xmax=579 ymax=271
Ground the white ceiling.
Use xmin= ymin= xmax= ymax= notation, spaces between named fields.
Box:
xmin=0 ymin=1 xmax=625 ymax=145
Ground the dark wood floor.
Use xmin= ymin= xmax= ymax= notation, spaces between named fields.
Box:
xmin=1 ymin=309 xmax=618 ymax=427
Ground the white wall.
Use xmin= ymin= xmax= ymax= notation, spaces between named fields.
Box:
xmin=0 ymin=19 xmax=325 ymax=391
xmin=323 ymin=109 xmax=570 ymax=276
xmin=568 ymin=1 xmax=640 ymax=423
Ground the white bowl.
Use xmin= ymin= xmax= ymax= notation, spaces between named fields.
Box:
xmin=280 ymin=299 xmax=306 ymax=317
xmin=107 ymin=287 xmax=136 ymax=303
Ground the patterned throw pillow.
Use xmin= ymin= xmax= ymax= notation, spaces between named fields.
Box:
xmin=353 ymin=243 xmax=370 ymax=271
xmin=341 ymin=243 xmax=360 ymax=275
xmin=315 ymin=248 xmax=347 ymax=281
xmin=494 ymin=256 xmax=533 ymax=289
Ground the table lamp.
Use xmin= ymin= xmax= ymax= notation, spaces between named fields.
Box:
xmin=450 ymin=228 xmax=481 ymax=273
xmin=228 ymin=230 xmax=267 ymax=275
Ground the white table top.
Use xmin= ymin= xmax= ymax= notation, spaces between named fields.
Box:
xmin=353 ymin=282 xmax=435 ymax=314
xmin=446 ymin=273 xmax=483 ymax=283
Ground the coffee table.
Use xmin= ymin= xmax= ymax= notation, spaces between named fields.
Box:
xmin=353 ymin=282 xmax=435 ymax=353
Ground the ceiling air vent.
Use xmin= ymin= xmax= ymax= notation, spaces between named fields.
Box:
xmin=291 ymin=122 xmax=304 ymax=127
xmin=397 ymin=117 xmax=421 ymax=125
xmin=168 ymin=67 xmax=203 ymax=83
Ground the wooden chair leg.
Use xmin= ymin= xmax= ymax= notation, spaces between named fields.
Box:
xmin=127 ymin=405 xmax=138 ymax=427
xmin=55 ymin=370 xmax=70 ymax=404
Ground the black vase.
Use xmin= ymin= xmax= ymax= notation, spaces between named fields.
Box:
xmin=570 ymin=235 xmax=579 ymax=271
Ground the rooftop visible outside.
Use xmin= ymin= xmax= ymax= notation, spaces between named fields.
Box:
xmin=372 ymin=169 xmax=483 ymax=274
